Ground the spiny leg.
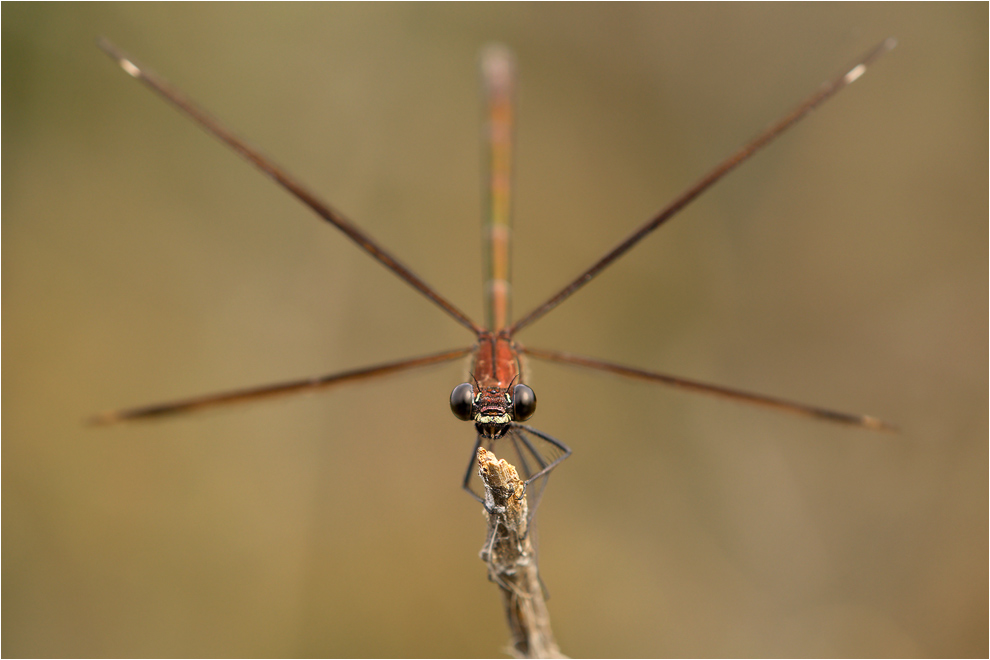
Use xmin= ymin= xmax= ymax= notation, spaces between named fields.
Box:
xmin=462 ymin=434 xmax=486 ymax=504
xmin=508 ymin=424 xmax=573 ymax=521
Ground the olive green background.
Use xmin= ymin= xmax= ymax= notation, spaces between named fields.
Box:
xmin=4 ymin=3 xmax=986 ymax=657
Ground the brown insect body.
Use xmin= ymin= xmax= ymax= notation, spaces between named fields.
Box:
xmin=469 ymin=333 xmax=525 ymax=440
xmin=93 ymin=39 xmax=895 ymax=501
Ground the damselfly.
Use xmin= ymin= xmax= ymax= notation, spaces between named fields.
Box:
xmin=93 ymin=39 xmax=895 ymax=508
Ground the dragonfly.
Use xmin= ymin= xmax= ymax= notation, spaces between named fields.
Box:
xmin=93 ymin=38 xmax=896 ymax=509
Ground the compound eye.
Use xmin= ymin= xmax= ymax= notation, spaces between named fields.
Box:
xmin=449 ymin=382 xmax=475 ymax=421
xmin=512 ymin=384 xmax=536 ymax=421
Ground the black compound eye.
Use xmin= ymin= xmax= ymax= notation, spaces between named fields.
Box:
xmin=512 ymin=384 xmax=536 ymax=421
xmin=449 ymin=382 xmax=475 ymax=421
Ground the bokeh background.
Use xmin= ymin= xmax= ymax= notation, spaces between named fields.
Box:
xmin=4 ymin=4 xmax=986 ymax=657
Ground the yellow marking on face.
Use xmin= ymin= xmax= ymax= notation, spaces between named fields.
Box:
xmin=477 ymin=414 xmax=510 ymax=425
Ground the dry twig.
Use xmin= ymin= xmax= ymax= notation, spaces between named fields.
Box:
xmin=477 ymin=447 xmax=565 ymax=659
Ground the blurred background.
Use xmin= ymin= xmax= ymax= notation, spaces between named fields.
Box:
xmin=4 ymin=4 xmax=986 ymax=657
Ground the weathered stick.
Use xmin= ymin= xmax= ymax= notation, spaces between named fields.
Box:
xmin=477 ymin=447 xmax=565 ymax=659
